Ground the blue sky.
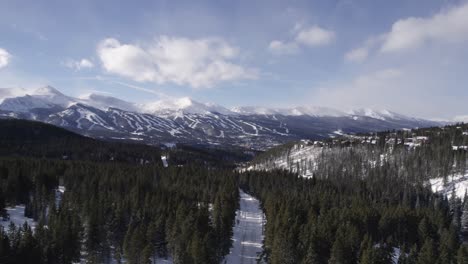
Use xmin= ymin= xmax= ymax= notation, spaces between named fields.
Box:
xmin=0 ymin=0 xmax=467 ymax=119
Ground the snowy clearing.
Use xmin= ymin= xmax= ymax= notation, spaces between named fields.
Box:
xmin=223 ymin=190 xmax=264 ymax=264
xmin=1 ymin=205 xmax=37 ymax=231
xmin=430 ymin=171 xmax=468 ymax=199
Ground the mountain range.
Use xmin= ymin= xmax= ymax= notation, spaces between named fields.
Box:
xmin=0 ymin=86 xmax=443 ymax=149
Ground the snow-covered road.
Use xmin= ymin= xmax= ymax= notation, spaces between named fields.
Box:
xmin=223 ymin=190 xmax=264 ymax=264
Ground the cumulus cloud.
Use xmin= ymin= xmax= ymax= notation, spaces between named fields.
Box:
xmin=381 ymin=3 xmax=468 ymax=52
xmin=345 ymin=47 xmax=369 ymax=62
xmin=268 ymin=25 xmax=335 ymax=55
xmin=0 ymin=48 xmax=11 ymax=69
xmin=346 ymin=2 xmax=468 ymax=61
xmin=97 ymin=36 xmax=257 ymax=89
xmin=295 ymin=25 xmax=335 ymax=46
xmin=311 ymin=64 xmax=468 ymax=119
xmin=268 ymin=40 xmax=299 ymax=55
xmin=65 ymin=58 xmax=94 ymax=71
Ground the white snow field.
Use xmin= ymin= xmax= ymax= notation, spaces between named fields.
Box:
xmin=0 ymin=205 xmax=37 ymax=231
xmin=223 ymin=190 xmax=264 ymax=264
xmin=430 ymin=171 xmax=468 ymax=199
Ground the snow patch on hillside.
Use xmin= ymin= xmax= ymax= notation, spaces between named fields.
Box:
xmin=247 ymin=141 xmax=322 ymax=178
xmin=430 ymin=171 xmax=468 ymax=199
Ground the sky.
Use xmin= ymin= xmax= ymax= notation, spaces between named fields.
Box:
xmin=0 ymin=0 xmax=467 ymax=119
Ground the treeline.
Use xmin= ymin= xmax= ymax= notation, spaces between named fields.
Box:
xmin=0 ymin=157 xmax=238 ymax=264
xmin=0 ymin=119 xmax=164 ymax=164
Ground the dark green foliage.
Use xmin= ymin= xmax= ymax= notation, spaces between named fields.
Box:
xmin=0 ymin=158 xmax=238 ymax=264
xmin=1 ymin=118 xmax=468 ymax=264
xmin=240 ymin=166 xmax=462 ymax=264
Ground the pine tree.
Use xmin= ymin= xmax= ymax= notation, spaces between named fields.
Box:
xmin=141 ymin=244 xmax=153 ymax=264
xmin=458 ymin=245 xmax=468 ymax=264
xmin=417 ymin=238 xmax=436 ymax=264
xmin=461 ymin=196 xmax=468 ymax=238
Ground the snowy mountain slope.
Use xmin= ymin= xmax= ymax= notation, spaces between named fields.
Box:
xmin=79 ymin=93 xmax=139 ymax=112
xmin=141 ymin=97 xmax=233 ymax=116
xmin=0 ymin=87 xmax=29 ymax=103
xmin=32 ymin=86 xmax=74 ymax=107
xmin=232 ymin=105 xmax=345 ymax=117
xmin=0 ymin=86 xmax=73 ymax=112
xmin=347 ymin=108 xmax=416 ymax=121
xmin=0 ymin=86 xmax=444 ymax=149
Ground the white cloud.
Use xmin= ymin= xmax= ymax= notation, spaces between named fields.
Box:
xmin=454 ymin=115 xmax=468 ymax=122
xmin=0 ymin=48 xmax=11 ymax=69
xmin=310 ymin=65 xmax=468 ymax=119
xmin=268 ymin=25 xmax=335 ymax=55
xmin=381 ymin=3 xmax=468 ymax=52
xmin=345 ymin=47 xmax=369 ymax=62
xmin=97 ymin=36 xmax=257 ymax=89
xmin=344 ymin=35 xmax=384 ymax=62
xmin=295 ymin=25 xmax=335 ymax=46
xmin=268 ymin=40 xmax=298 ymax=55
xmin=65 ymin=58 xmax=94 ymax=71
xmin=345 ymin=3 xmax=468 ymax=62
xmin=311 ymin=68 xmax=406 ymax=111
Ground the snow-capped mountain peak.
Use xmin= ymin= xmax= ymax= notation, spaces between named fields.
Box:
xmin=80 ymin=93 xmax=138 ymax=112
xmin=32 ymin=86 xmax=64 ymax=96
xmin=0 ymin=86 xmax=73 ymax=112
xmin=231 ymin=105 xmax=345 ymax=117
xmin=141 ymin=97 xmax=232 ymax=116
xmin=30 ymin=86 xmax=73 ymax=107
xmin=291 ymin=106 xmax=346 ymax=117
xmin=347 ymin=108 xmax=410 ymax=121
xmin=0 ymin=88 xmax=29 ymax=104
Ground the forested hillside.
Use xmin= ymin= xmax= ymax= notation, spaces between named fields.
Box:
xmin=2 ymin=119 xmax=468 ymax=264
xmin=240 ymin=123 xmax=468 ymax=263
xmin=248 ymin=123 xmax=468 ymax=183
xmin=0 ymin=159 xmax=238 ymax=264
xmin=0 ymin=120 xmax=240 ymax=264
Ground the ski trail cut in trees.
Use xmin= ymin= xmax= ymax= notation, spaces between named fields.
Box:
xmin=224 ymin=190 xmax=264 ymax=264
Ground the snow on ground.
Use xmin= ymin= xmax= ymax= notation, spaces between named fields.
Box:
xmin=430 ymin=171 xmax=468 ymax=199
xmin=154 ymin=257 xmax=173 ymax=264
xmin=55 ymin=185 xmax=66 ymax=207
xmin=247 ymin=142 xmax=322 ymax=178
xmin=161 ymin=155 xmax=168 ymax=168
xmin=1 ymin=205 xmax=37 ymax=231
xmin=163 ymin=142 xmax=176 ymax=149
xmin=392 ymin=247 xmax=401 ymax=264
xmin=223 ymin=190 xmax=264 ymax=264
xmin=107 ymin=255 xmax=173 ymax=264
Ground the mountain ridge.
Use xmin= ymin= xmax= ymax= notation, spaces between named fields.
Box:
xmin=0 ymin=86 xmax=446 ymax=149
